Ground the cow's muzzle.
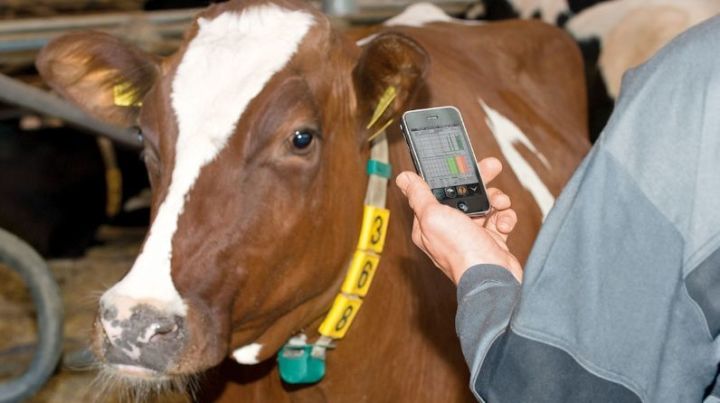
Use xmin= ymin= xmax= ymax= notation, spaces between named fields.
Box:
xmin=97 ymin=301 xmax=187 ymax=374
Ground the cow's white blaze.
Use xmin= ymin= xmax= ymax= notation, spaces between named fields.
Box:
xmin=232 ymin=343 xmax=263 ymax=365
xmin=102 ymin=5 xmax=316 ymax=318
xmin=479 ymin=99 xmax=554 ymax=219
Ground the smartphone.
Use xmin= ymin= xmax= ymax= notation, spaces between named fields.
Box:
xmin=400 ymin=106 xmax=490 ymax=216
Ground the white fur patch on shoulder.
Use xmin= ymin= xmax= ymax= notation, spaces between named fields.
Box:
xmin=106 ymin=5 xmax=315 ymax=315
xmin=356 ymin=2 xmax=482 ymax=46
xmin=383 ymin=3 xmax=453 ymax=27
xmin=355 ymin=33 xmax=378 ymax=47
xmin=232 ymin=343 xmax=264 ymax=365
xmin=479 ymin=99 xmax=554 ymax=220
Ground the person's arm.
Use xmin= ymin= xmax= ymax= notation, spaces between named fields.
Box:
xmin=396 ymin=158 xmax=523 ymax=401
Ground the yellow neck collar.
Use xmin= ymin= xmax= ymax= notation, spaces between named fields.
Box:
xmin=277 ymin=87 xmax=396 ymax=385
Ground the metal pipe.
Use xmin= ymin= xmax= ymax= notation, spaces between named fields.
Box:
xmin=323 ymin=0 xmax=357 ymax=17
xmin=0 ymin=9 xmax=197 ymax=55
xmin=0 ymin=73 xmax=141 ymax=148
xmin=0 ymin=228 xmax=63 ymax=403
xmin=0 ymin=27 xmax=186 ymax=54
xmin=0 ymin=2 xmax=475 ymax=61
xmin=0 ymin=8 xmax=201 ymax=35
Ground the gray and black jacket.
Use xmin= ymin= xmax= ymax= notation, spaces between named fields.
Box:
xmin=456 ymin=15 xmax=720 ymax=403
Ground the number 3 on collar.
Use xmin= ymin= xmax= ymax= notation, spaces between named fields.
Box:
xmin=356 ymin=206 xmax=390 ymax=254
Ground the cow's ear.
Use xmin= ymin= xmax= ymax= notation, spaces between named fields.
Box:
xmin=36 ymin=31 xmax=160 ymax=127
xmin=353 ymin=32 xmax=429 ymax=140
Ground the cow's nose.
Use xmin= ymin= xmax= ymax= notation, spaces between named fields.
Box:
xmin=98 ymin=300 xmax=187 ymax=372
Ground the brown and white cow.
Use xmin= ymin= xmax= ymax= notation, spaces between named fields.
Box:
xmin=37 ymin=0 xmax=589 ymax=400
xmin=566 ymin=0 xmax=720 ymax=99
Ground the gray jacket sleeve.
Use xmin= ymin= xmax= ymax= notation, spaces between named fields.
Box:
xmin=455 ymin=264 xmax=519 ymax=402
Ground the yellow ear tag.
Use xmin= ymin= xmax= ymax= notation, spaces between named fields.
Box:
xmin=113 ymin=82 xmax=142 ymax=107
xmin=366 ymin=86 xmax=397 ymax=130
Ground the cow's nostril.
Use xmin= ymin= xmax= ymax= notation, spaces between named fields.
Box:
xmin=149 ymin=322 xmax=179 ymax=343
xmin=155 ymin=322 xmax=178 ymax=335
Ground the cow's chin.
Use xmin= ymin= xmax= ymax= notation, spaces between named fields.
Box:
xmin=92 ymin=362 xmax=201 ymax=402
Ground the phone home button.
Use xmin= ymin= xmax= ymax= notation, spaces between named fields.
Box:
xmin=457 ymin=201 xmax=469 ymax=212
xmin=444 ymin=187 xmax=457 ymax=198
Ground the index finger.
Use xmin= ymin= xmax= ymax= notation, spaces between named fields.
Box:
xmin=395 ymin=171 xmax=440 ymax=218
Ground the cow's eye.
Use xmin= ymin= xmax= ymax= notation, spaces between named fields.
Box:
xmin=131 ymin=125 xmax=144 ymax=145
xmin=291 ymin=129 xmax=314 ymax=150
xmin=136 ymin=126 xmax=161 ymax=187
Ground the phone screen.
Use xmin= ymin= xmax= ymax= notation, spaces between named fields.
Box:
xmin=410 ymin=124 xmax=478 ymax=187
xmin=402 ymin=107 xmax=490 ymax=215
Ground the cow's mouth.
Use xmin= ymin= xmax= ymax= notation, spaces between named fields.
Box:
xmin=92 ymin=362 xmax=200 ymax=401
xmin=111 ymin=363 xmax=165 ymax=380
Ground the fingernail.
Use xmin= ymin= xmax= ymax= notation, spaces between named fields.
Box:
xmin=395 ymin=172 xmax=409 ymax=189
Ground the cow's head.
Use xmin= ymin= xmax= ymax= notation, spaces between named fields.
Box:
xmin=37 ymin=0 xmax=427 ymax=391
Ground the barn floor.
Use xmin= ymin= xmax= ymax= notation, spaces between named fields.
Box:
xmin=0 ymin=226 xmax=187 ymax=402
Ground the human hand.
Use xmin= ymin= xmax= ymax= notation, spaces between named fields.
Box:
xmin=395 ymin=157 xmax=523 ymax=284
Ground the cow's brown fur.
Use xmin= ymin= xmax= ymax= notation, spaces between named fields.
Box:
xmin=37 ymin=0 xmax=589 ymax=401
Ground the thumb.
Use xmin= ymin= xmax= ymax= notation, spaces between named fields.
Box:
xmin=395 ymin=171 xmax=421 ymax=196
xmin=395 ymin=171 xmax=437 ymax=217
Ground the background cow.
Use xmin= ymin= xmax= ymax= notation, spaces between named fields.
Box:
xmin=466 ymin=0 xmax=609 ymax=25
xmin=37 ymin=0 xmax=589 ymax=400
xmin=0 ymin=119 xmax=149 ymax=257
xmin=565 ymin=0 xmax=720 ymax=99
xmin=468 ymin=0 xmax=720 ymax=141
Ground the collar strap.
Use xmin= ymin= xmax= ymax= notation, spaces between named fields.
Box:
xmin=317 ymin=131 xmax=391 ymax=339
xmin=278 ymin=86 xmax=396 ymax=385
xmin=278 ymin=131 xmax=392 ymax=384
